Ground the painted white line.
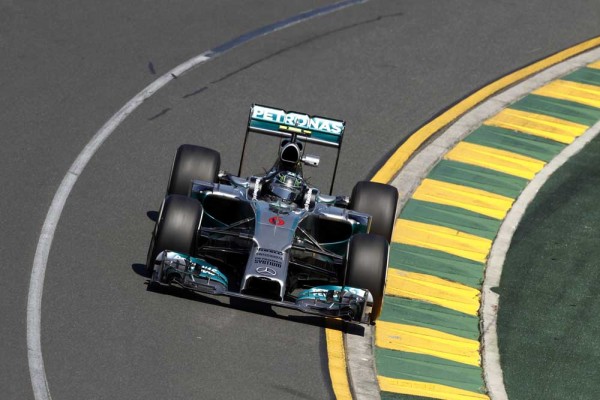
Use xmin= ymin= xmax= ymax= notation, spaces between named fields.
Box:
xmin=26 ymin=2 xmax=367 ymax=398
xmin=384 ymin=47 xmax=600 ymax=400
xmin=27 ymin=58 xmax=207 ymax=400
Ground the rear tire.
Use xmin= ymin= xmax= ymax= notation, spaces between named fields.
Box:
xmin=349 ymin=181 xmax=398 ymax=243
xmin=167 ymin=144 xmax=220 ymax=196
xmin=345 ymin=233 xmax=389 ymax=322
xmin=146 ymin=195 xmax=203 ymax=277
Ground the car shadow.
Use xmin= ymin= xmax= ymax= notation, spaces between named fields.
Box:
xmin=146 ymin=210 xmax=158 ymax=222
xmin=132 ymin=263 xmax=148 ymax=277
xmin=131 ymin=263 xmax=364 ymax=335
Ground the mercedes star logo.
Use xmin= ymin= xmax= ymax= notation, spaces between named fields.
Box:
xmin=256 ymin=266 xmax=277 ymax=276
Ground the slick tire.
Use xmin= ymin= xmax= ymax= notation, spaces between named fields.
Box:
xmin=349 ymin=181 xmax=398 ymax=243
xmin=167 ymin=144 xmax=221 ymax=196
xmin=345 ymin=233 xmax=389 ymax=323
xmin=146 ymin=195 xmax=203 ymax=277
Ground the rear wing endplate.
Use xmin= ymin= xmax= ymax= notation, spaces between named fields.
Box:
xmin=239 ymin=104 xmax=346 ymax=193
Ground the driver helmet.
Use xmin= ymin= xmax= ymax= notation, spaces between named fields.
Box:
xmin=267 ymin=171 xmax=304 ymax=203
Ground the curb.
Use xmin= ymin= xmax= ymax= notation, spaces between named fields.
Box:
xmin=345 ymin=42 xmax=600 ymax=399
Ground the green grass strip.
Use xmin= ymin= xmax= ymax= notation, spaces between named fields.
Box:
xmin=509 ymin=94 xmax=600 ymax=126
xmin=380 ymin=296 xmax=480 ymax=340
xmin=561 ymin=67 xmax=600 ymax=87
xmin=497 ymin=135 xmax=600 ymax=399
xmin=428 ymin=160 xmax=528 ymax=198
xmin=376 ymin=349 xmax=486 ymax=394
xmin=465 ymin=125 xmax=566 ymax=162
xmin=390 ymin=242 xmax=484 ymax=288
xmin=401 ymin=199 xmax=501 ymax=240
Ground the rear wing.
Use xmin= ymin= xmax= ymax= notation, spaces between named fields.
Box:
xmin=248 ymin=104 xmax=345 ymax=147
xmin=239 ymin=104 xmax=346 ymax=193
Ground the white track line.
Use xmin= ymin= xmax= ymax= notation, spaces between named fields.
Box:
xmin=27 ymin=56 xmax=208 ymax=400
xmin=26 ymin=2 xmax=367 ymax=398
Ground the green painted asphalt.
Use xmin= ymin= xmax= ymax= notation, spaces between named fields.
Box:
xmin=376 ymin=348 xmax=486 ymax=393
xmin=562 ymin=66 xmax=600 ymax=86
xmin=401 ymin=200 xmax=502 ymax=240
xmin=381 ymin=392 xmax=434 ymax=400
xmin=510 ymin=94 xmax=600 ymax=126
xmin=390 ymin=243 xmax=485 ymax=289
xmin=428 ymin=160 xmax=529 ymax=199
xmin=464 ymin=125 xmax=565 ymax=162
xmin=497 ymin=135 xmax=600 ymax=399
xmin=380 ymin=296 xmax=480 ymax=340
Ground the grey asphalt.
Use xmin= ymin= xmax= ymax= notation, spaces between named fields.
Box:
xmin=2 ymin=1 xmax=599 ymax=399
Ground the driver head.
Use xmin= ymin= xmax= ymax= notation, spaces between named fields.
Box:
xmin=267 ymin=171 xmax=304 ymax=203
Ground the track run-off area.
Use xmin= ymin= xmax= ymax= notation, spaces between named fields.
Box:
xmin=2 ymin=1 xmax=599 ymax=399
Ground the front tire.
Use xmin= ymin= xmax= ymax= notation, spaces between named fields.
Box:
xmin=349 ymin=181 xmax=398 ymax=243
xmin=167 ymin=144 xmax=221 ymax=196
xmin=345 ymin=233 xmax=389 ymax=322
xmin=146 ymin=195 xmax=203 ymax=277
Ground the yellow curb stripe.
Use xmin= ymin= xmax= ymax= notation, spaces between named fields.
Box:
xmin=385 ymin=269 xmax=481 ymax=316
xmin=484 ymin=108 xmax=588 ymax=144
xmin=393 ymin=219 xmax=492 ymax=263
xmin=412 ymin=179 xmax=514 ymax=220
xmin=378 ymin=376 xmax=489 ymax=399
xmin=588 ymin=60 xmax=600 ymax=69
xmin=376 ymin=321 xmax=481 ymax=366
xmin=371 ymin=36 xmax=600 ymax=184
xmin=533 ymin=79 xmax=600 ymax=109
xmin=325 ymin=327 xmax=353 ymax=399
xmin=445 ymin=142 xmax=546 ymax=180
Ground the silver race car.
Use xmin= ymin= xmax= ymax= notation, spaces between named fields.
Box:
xmin=146 ymin=105 xmax=398 ymax=324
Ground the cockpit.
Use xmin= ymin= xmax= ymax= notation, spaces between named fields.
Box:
xmin=264 ymin=171 xmax=306 ymax=204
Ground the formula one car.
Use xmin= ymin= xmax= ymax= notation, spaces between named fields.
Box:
xmin=146 ymin=105 xmax=398 ymax=323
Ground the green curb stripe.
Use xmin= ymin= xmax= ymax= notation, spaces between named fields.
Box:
xmin=562 ymin=67 xmax=600 ymax=87
xmin=428 ymin=160 xmax=528 ymax=198
xmin=465 ymin=125 xmax=566 ymax=162
xmin=376 ymin=349 xmax=486 ymax=394
xmin=381 ymin=391 xmax=434 ymax=400
xmin=380 ymin=296 xmax=480 ymax=340
xmin=400 ymin=199 xmax=502 ymax=240
xmin=509 ymin=94 xmax=600 ymax=126
xmin=389 ymin=242 xmax=484 ymax=289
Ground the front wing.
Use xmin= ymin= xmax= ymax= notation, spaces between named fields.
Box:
xmin=150 ymin=251 xmax=373 ymax=324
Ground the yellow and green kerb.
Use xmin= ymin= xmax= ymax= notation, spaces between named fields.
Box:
xmin=375 ymin=60 xmax=600 ymax=400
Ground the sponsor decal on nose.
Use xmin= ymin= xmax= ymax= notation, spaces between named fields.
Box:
xmin=269 ymin=216 xmax=285 ymax=226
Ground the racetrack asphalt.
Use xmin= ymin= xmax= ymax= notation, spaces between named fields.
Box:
xmin=2 ymin=1 xmax=600 ymax=399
